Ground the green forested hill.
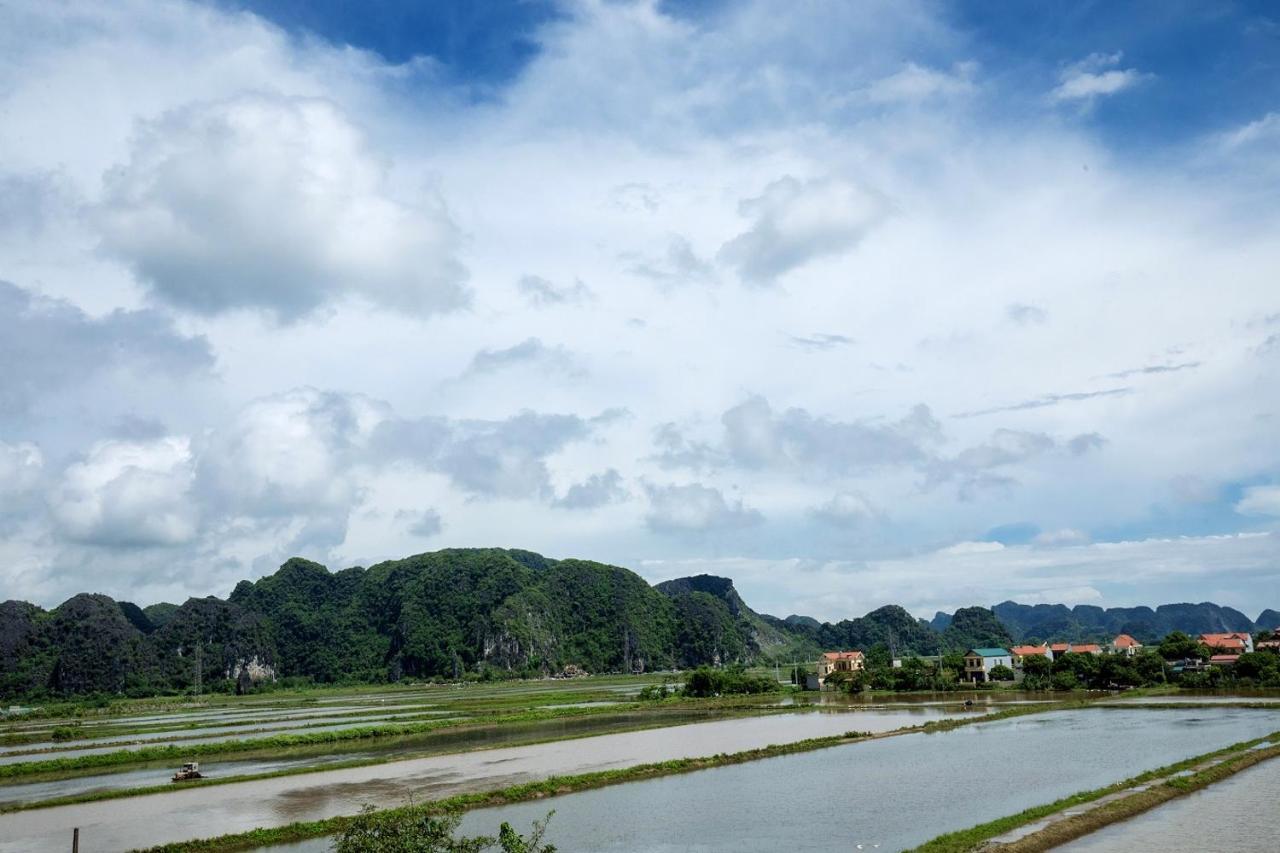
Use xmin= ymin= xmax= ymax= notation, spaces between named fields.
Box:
xmin=2 ymin=548 xmax=1272 ymax=700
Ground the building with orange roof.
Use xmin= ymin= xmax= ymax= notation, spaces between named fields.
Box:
xmin=1110 ymin=634 xmax=1143 ymax=657
xmin=1010 ymin=644 xmax=1050 ymax=665
xmin=816 ymin=650 xmax=865 ymax=686
xmin=1199 ymin=632 xmax=1253 ymax=654
xmin=1070 ymin=643 xmax=1103 ymax=655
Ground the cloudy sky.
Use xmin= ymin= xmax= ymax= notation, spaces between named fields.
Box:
xmin=2 ymin=0 xmax=1279 ymax=621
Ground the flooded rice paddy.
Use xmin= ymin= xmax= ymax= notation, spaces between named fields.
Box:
xmin=0 ymin=705 xmax=970 ymax=851
xmin=1055 ymin=747 xmax=1280 ymax=852
xmin=441 ymin=707 xmax=1280 ymax=853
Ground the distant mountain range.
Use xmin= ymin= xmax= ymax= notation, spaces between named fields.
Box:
xmin=1 ymin=547 xmax=1275 ymax=700
xmin=930 ymin=601 xmax=1280 ymax=643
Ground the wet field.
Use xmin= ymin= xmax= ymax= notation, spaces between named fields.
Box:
xmin=0 ymin=705 xmax=973 ymax=851
xmin=1056 ymin=745 xmax=1280 ymax=852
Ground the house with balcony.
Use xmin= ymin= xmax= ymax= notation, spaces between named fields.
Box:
xmin=963 ymin=648 xmax=1013 ymax=683
xmin=816 ymin=650 xmax=865 ymax=686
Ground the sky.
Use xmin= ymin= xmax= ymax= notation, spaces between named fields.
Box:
xmin=1 ymin=0 xmax=1278 ymax=622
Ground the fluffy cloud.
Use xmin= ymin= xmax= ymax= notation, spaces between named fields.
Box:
xmin=809 ymin=491 xmax=880 ymax=527
xmin=864 ymin=62 xmax=976 ymax=104
xmin=96 ymin=95 xmax=468 ymax=321
xmin=645 ymin=482 xmax=763 ymax=535
xmin=464 ymin=338 xmax=583 ymax=378
xmin=0 ymin=281 xmax=212 ymax=416
xmin=555 ymin=469 xmax=628 ymax=509
xmin=49 ymin=436 xmax=197 ymax=546
xmin=718 ymin=176 xmax=891 ymax=285
xmin=1051 ymin=53 xmax=1150 ymax=103
xmin=403 ymin=508 xmax=444 ymax=538
xmin=623 ymin=236 xmax=715 ymax=288
xmin=199 ymin=387 xmax=388 ymax=520
xmin=1235 ymin=485 xmax=1280 ymax=518
xmin=655 ymin=396 xmax=941 ymax=475
xmin=517 ymin=275 xmax=593 ymax=307
xmin=0 ymin=439 xmax=43 ymax=503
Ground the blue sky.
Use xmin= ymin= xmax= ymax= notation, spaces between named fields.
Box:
xmin=1 ymin=0 xmax=1278 ymax=620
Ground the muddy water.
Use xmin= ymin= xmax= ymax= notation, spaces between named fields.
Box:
xmin=0 ymin=710 xmax=715 ymax=807
xmin=1056 ymin=748 xmax=1280 ymax=852
xmin=0 ymin=707 xmax=962 ymax=851
xmin=0 ymin=751 xmax=378 ymax=808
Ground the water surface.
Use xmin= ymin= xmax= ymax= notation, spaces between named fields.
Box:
xmin=1056 ymin=750 xmax=1280 ymax=852
xmin=0 ymin=706 xmax=960 ymax=851
xmin=442 ymin=708 xmax=1280 ymax=853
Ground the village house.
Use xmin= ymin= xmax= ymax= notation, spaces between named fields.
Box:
xmin=816 ymin=650 xmax=865 ymax=686
xmin=963 ymin=648 xmax=1013 ymax=683
xmin=1199 ymin=632 xmax=1254 ymax=654
xmin=1110 ymin=634 xmax=1143 ymax=656
xmin=1010 ymin=644 xmax=1051 ymax=666
xmin=1046 ymin=642 xmax=1103 ymax=660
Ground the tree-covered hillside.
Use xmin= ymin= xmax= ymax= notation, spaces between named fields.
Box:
xmin=4 ymin=547 xmax=1273 ymax=701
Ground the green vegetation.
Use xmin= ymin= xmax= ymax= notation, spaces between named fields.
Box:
xmin=680 ymin=665 xmax=778 ymax=697
xmin=4 ymin=546 xmax=1275 ymax=703
xmin=334 ymin=806 xmax=555 ymax=853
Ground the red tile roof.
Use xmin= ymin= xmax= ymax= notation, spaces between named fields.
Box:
xmin=1199 ymin=632 xmax=1249 ymax=645
xmin=1112 ymin=634 xmax=1141 ymax=648
xmin=1209 ymin=654 xmax=1240 ymax=664
xmin=1050 ymin=643 xmax=1071 ymax=652
xmin=1071 ymin=643 xmax=1103 ymax=654
xmin=822 ymin=651 xmax=865 ymax=661
xmin=1011 ymin=645 xmax=1049 ymax=656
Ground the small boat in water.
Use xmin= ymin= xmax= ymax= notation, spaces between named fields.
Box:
xmin=171 ymin=761 xmax=203 ymax=782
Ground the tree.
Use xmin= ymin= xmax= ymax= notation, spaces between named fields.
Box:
xmin=1021 ymin=655 xmax=1051 ymax=678
xmin=988 ymin=664 xmax=1015 ymax=682
xmin=1158 ymin=631 xmax=1208 ymax=662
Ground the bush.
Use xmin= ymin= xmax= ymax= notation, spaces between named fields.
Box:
xmin=988 ymin=664 xmax=1015 ymax=682
xmin=335 ymin=805 xmax=556 ymax=853
xmin=681 ymin=665 xmax=778 ymax=697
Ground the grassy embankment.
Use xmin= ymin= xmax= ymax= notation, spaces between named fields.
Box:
xmin=909 ymin=733 xmax=1280 ymax=852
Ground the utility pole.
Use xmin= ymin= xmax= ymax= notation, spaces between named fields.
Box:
xmin=193 ymin=640 xmax=203 ymax=703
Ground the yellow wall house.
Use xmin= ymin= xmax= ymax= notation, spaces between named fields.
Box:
xmin=963 ymin=648 xmax=1013 ymax=683
xmin=817 ymin=651 xmax=865 ymax=686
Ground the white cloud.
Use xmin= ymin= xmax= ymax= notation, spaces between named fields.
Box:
xmin=1051 ymin=52 xmax=1151 ymax=103
xmin=199 ymin=387 xmax=388 ymax=520
xmin=809 ymin=491 xmax=880 ymax=527
xmin=96 ymin=95 xmax=468 ymax=321
xmin=1033 ymin=528 xmax=1091 ymax=547
xmin=0 ymin=0 xmax=1279 ymax=612
xmin=718 ymin=176 xmax=892 ymax=285
xmin=49 ymin=436 xmax=197 ymax=546
xmin=1235 ymin=485 xmax=1280 ymax=518
xmin=0 ymin=439 xmax=43 ymax=503
xmin=645 ymin=482 xmax=763 ymax=535
xmin=865 ymin=62 xmax=976 ymax=104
